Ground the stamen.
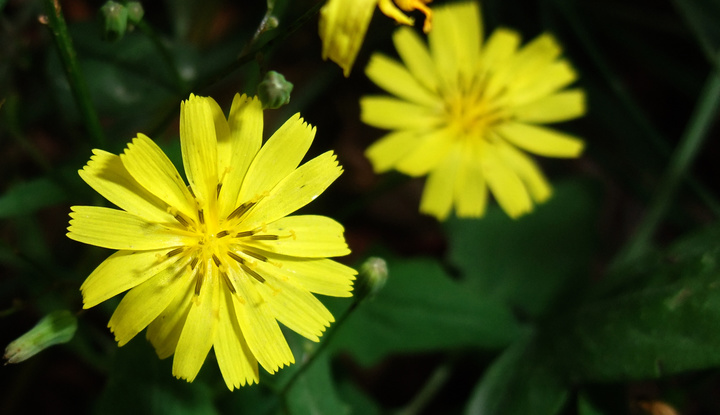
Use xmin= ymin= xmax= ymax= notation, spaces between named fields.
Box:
xmin=220 ymin=271 xmax=236 ymax=294
xmin=216 ymin=230 xmax=230 ymax=238
xmin=194 ymin=268 xmax=204 ymax=295
xmin=242 ymin=249 xmax=267 ymax=262
xmin=240 ymin=263 xmax=265 ymax=283
xmin=198 ymin=209 xmax=205 ymax=225
xmin=216 ymin=183 xmax=223 ymax=197
xmin=251 ymin=234 xmax=279 ymax=241
xmin=190 ymin=256 xmax=199 ymax=270
xmin=174 ymin=214 xmax=190 ymax=228
xmin=187 ymin=185 xmax=196 ymax=198
xmin=228 ymin=201 xmax=255 ymax=220
xmin=212 ymin=254 xmax=222 ymax=267
xmin=166 ymin=247 xmax=184 ymax=257
xmin=227 ymin=251 xmax=244 ymax=264
xmin=235 ymin=230 xmax=255 ymax=238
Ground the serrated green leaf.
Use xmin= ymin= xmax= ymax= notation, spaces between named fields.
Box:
xmin=331 ymin=258 xmax=523 ymax=366
xmin=464 ymin=334 xmax=568 ymax=415
xmin=446 ymin=179 xmax=600 ymax=318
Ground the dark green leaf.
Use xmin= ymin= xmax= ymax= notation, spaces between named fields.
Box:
xmin=331 ymin=258 xmax=522 ymax=366
xmin=543 ymin=222 xmax=720 ymax=381
xmin=285 ymin=352 xmax=350 ymax=415
xmin=464 ymin=334 xmax=568 ymax=415
xmin=0 ymin=177 xmax=67 ymax=218
xmin=446 ymin=179 xmax=600 ymax=318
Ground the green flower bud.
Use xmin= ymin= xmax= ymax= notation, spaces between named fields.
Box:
xmin=100 ymin=1 xmax=128 ymax=42
xmin=126 ymin=2 xmax=145 ymax=25
xmin=354 ymin=257 xmax=388 ymax=302
xmin=257 ymin=71 xmax=294 ymax=109
xmin=4 ymin=311 xmax=78 ymax=364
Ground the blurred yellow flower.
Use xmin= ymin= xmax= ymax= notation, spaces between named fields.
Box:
xmin=68 ymin=94 xmax=355 ymax=390
xmin=361 ymin=1 xmax=586 ymax=220
xmin=319 ymin=0 xmax=433 ymax=77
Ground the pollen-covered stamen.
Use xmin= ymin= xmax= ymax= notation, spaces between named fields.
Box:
xmin=240 ymin=262 xmax=265 ymax=283
xmin=251 ymin=234 xmax=279 ymax=241
xmin=216 ymin=230 xmax=230 ymax=238
xmin=227 ymin=251 xmax=244 ymax=264
xmin=212 ymin=254 xmax=222 ymax=267
xmin=241 ymin=249 xmax=267 ymax=262
xmin=174 ymin=213 xmax=191 ymax=228
xmin=166 ymin=247 xmax=185 ymax=257
xmin=227 ymin=201 xmax=255 ymax=221
xmin=190 ymin=256 xmax=199 ymax=270
xmin=198 ymin=209 xmax=205 ymax=226
xmin=235 ymin=230 xmax=255 ymax=238
xmin=194 ymin=266 xmax=204 ymax=295
xmin=216 ymin=183 xmax=222 ymax=198
xmin=220 ymin=270 xmax=236 ymax=294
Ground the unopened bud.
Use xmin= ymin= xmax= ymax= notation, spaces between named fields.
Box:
xmin=257 ymin=71 xmax=293 ymax=109
xmin=126 ymin=2 xmax=145 ymax=24
xmin=100 ymin=1 xmax=128 ymax=41
xmin=4 ymin=311 xmax=77 ymax=364
xmin=354 ymin=257 xmax=388 ymax=301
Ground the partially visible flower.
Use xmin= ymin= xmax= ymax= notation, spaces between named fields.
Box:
xmin=361 ymin=1 xmax=586 ymax=220
xmin=4 ymin=311 xmax=77 ymax=364
xmin=68 ymin=93 xmax=356 ymax=390
xmin=319 ymin=0 xmax=433 ymax=77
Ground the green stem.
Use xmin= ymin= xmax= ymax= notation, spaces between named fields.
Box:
xmin=42 ymin=0 xmax=105 ymax=148
xmin=395 ymin=356 xmax=456 ymax=415
xmin=279 ymin=300 xmax=360 ymax=397
xmin=614 ymin=67 xmax=720 ymax=267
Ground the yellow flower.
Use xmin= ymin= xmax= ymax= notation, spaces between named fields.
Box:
xmin=68 ymin=94 xmax=356 ymax=390
xmin=319 ymin=0 xmax=433 ymax=77
xmin=361 ymin=1 xmax=586 ymax=220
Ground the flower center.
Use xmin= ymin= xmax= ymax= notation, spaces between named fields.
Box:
xmin=443 ymin=78 xmax=509 ymax=140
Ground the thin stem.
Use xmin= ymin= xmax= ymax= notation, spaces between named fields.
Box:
xmin=614 ymin=67 xmax=720 ymax=267
xmin=279 ymin=300 xmax=360 ymax=396
xmin=395 ymin=356 xmax=456 ymax=415
xmin=42 ymin=0 xmax=105 ymax=148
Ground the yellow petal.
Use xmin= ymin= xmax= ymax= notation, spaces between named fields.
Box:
xmin=482 ymin=144 xmax=532 ymax=219
xmin=428 ymin=1 xmax=480 ymax=87
xmin=481 ymin=28 xmax=521 ymax=100
xmin=365 ymin=130 xmax=420 ymax=173
xmin=214 ymin=288 xmax=259 ymax=390
xmin=238 ymin=113 xmax=314 ymax=205
xmin=81 ymin=248 xmax=177 ymax=308
xmin=508 ymin=61 xmax=578 ymax=106
xmin=360 ymin=96 xmax=442 ymax=130
xmin=254 ymin=260 xmax=334 ymax=341
xmin=241 ymin=151 xmax=342 ymax=228
xmin=218 ymin=94 xmax=263 ymax=219
xmin=180 ymin=95 xmax=218 ymax=206
xmin=419 ymin=144 xmax=462 ymax=220
xmin=231 ymin=270 xmax=294 ymax=374
xmin=79 ymin=150 xmax=174 ymax=224
xmin=377 ymin=0 xmax=414 ymax=26
xmin=68 ymin=206 xmax=195 ymax=250
xmin=272 ymin=258 xmax=356 ymax=298
xmin=514 ymin=89 xmax=586 ymax=123
xmin=495 ymin=122 xmax=584 ymax=158
xmin=208 ymin=96 xmax=232 ymax=186
xmin=146 ymin=277 xmax=195 ymax=359
xmin=454 ymin=142 xmax=488 ymax=218
xmin=243 ymin=215 xmax=350 ymax=258
xmin=365 ymin=54 xmax=438 ymax=106
xmin=393 ymin=27 xmax=438 ymax=92
xmin=319 ymin=0 xmax=376 ymax=77
xmin=108 ymin=260 xmax=190 ymax=346
xmin=395 ymin=129 xmax=453 ymax=177
xmin=120 ymin=133 xmax=196 ymax=221
xmin=172 ymin=264 xmax=219 ymax=382
xmin=496 ymin=140 xmax=552 ymax=203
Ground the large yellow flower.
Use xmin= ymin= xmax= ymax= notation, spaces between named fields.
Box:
xmin=361 ymin=1 xmax=586 ymax=220
xmin=68 ymin=94 xmax=356 ymax=390
xmin=319 ymin=0 xmax=433 ymax=77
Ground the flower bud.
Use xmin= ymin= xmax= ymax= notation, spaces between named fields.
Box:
xmin=4 ymin=311 xmax=78 ymax=364
xmin=354 ymin=257 xmax=388 ymax=302
xmin=100 ymin=1 xmax=128 ymax=42
xmin=126 ymin=2 xmax=145 ymax=25
xmin=257 ymin=71 xmax=294 ymax=109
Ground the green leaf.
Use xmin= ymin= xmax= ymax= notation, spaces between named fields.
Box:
xmin=542 ymin=222 xmax=720 ymax=381
xmin=331 ymin=258 xmax=523 ymax=366
xmin=0 ymin=177 xmax=67 ymax=218
xmin=446 ymin=179 xmax=600 ymax=318
xmin=93 ymin=340 xmax=218 ymax=415
xmin=285 ymin=352 xmax=350 ymax=415
xmin=464 ymin=334 xmax=568 ymax=415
